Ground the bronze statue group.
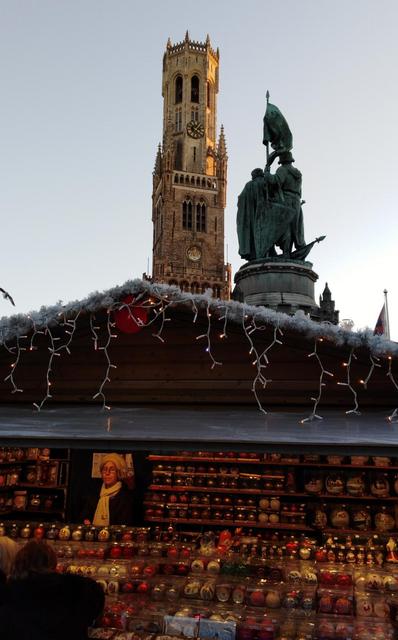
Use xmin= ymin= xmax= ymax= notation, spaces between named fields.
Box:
xmin=237 ymin=99 xmax=322 ymax=263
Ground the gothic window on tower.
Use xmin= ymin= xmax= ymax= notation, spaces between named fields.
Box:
xmin=175 ymin=107 xmax=182 ymax=132
xmin=207 ymin=82 xmax=211 ymax=109
xmin=196 ymin=200 xmax=206 ymax=232
xmin=175 ymin=140 xmax=183 ymax=171
xmin=182 ymin=198 xmax=193 ymax=230
xmin=191 ymin=106 xmax=199 ymax=121
xmin=191 ymin=75 xmax=199 ymax=103
xmin=175 ymin=75 xmax=183 ymax=104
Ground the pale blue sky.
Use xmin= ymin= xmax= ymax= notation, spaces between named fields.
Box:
xmin=0 ymin=1 xmax=397 ymax=338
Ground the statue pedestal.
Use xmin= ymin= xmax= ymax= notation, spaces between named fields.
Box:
xmin=233 ymin=258 xmax=321 ymax=318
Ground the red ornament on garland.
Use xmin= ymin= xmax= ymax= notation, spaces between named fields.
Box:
xmin=114 ymin=295 xmax=148 ymax=334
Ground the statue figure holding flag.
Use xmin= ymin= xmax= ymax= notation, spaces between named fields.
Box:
xmin=237 ymin=96 xmax=324 ymax=262
xmin=234 ymin=95 xmax=336 ymax=323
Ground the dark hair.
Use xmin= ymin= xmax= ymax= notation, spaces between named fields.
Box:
xmin=11 ymin=540 xmax=57 ymax=580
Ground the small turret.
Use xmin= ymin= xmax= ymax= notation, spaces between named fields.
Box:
xmin=216 ymin=125 xmax=228 ymax=208
xmin=319 ymin=283 xmax=339 ymax=324
xmin=217 ymin=125 xmax=227 ymax=159
xmin=153 ymin=144 xmax=162 ymax=187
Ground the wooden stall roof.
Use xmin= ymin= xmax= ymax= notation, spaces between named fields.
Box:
xmin=0 ymin=404 xmax=397 ymax=456
xmin=0 ymin=280 xmax=397 ymax=409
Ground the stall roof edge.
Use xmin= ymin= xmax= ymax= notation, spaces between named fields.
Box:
xmin=0 ymin=404 xmax=397 ymax=455
xmin=0 ymin=278 xmax=397 ymax=358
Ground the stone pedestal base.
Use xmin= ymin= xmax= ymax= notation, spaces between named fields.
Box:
xmin=233 ymin=258 xmax=321 ymax=319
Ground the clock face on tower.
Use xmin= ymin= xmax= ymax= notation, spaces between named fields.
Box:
xmin=187 ymin=120 xmax=205 ymax=139
xmin=187 ymin=245 xmax=202 ymax=262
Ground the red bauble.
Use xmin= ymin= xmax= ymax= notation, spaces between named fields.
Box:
xmin=122 ymin=544 xmax=134 ymax=558
xmin=250 ymin=589 xmax=265 ymax=607
xmin=319 ymin=595 xmax=334 ymax=613
xmin=137 ymin=581 xmax=150 ymax=593
xmin=121 ymin=581 xmax=134 ymax=593
xmin=334 ymin=596 xmax=352 ymax=615
xmin=315 ymin=549 xmax=327 ymax=562
xmin=336 ymin=573 xmax=352 ymax=587
xmin=320 ymin=570 xmax=335 ymax=586
xmin=109 ymin=545 xmax=122 ymax=559
xmin=143 ymin=564 xmax=158 ymax=577
xmin=176 ymin=563 xmax=189 ymax=576
xmin=167 ymin=545 xmax=179 ymax=559
xmin=114 ymin=295 xmax=148 ymax=334
xmin=34 ymin=526 xmax=45 ymax=540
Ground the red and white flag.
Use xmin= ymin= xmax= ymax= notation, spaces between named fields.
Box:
xmin=374 ymin=304 xmax=387 ymax=336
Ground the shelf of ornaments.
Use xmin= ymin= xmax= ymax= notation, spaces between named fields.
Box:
xmin=148 ymin=455 xmax=398 ymax=471
xmin=146 ymin=491 xmax=398 ymax=502
xmin=0 ymin=458 xmax=70 ymax=466
xmin=93 ymin=596 xmax=318 ymax=639
xmin=144 ymin=503 xmax=299 ymax=511
xmin=321 ymin=527 xmax=398 ymax=536
xmin=148 ymin=485 xmax=287 ymax=494
xmin=154 ymin=470 xmax=285 ymax=480
xmin=144 ymin=517 xmax=313 ymax=531
xmin=0 ymin=484 xmax=67 ymax=491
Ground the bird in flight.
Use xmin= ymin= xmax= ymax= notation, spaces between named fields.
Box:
xmin=0 ymin=288 xmax=15 ymax=306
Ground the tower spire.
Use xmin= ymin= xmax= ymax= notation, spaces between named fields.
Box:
xmin=217 ymin=125 xmax=227 ymax=158
xmin=153 ymin=143 xmax=162 ymax=176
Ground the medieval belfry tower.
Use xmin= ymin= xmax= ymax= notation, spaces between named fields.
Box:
xmin=151 ymin=32 xmax=231 ymax=299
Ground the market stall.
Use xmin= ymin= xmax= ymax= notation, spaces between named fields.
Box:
xmin=1 ymin=281 xmax=398 ymax=639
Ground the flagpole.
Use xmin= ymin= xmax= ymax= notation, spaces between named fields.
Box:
xmin=384 ymin=289 xmax=391 ymax=339
xmin=265 ymin=90 xmax=270 ymax=167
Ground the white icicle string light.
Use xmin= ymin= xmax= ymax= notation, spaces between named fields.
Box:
xmin=195 ymin=300 xmax=222 ymax=370
xmin=3 ymin=335 xmax=27 ymax=394
xmin=32 ymin=311 xmax=81 ymax=411
xmin=151 ymin=299 xmax=170 ymax=343
xmin=56 ymin=310 xmax=81 ymax=356
xmin=337 ymin=347 xmax=361 ymax=415
xmin=191 ymin=299 xmax=199 ymax=324
xmin=241 ymin=313 xmax=282 ymax=415
xmin=92 ymin=309 xmax=118 ymax=411
xmin=218 ymin=306 xmax=229 ymax=340
xmin=301 ymin=338 xmax=334 ymax=424
xmin=386 ymin=357 xmax=398 ymax=423
xmin=359 ymin=354 xmax=382 ymax=389
xmin=90 ymin=314 xmax=101 ymax=351
xmin=1 ymin=281 xmax=397 ymax=417
xmin=33 ymin=326 xmax=58 ymax=411
xmin=28 ymin=316 xmax=45 ymax=352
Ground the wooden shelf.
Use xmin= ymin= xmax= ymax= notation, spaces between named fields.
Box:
xmin=0 ymin=484 xmax=67 ymax=491
xmin=145 ymin=516 xmax=313 ymax=531
xmin=0 ymin=508 xmax=65 ymax=516
xmin=148 ymin=455 xmax=398 ymax=471
xmin=149 ymin=485 xmax=263 ymax=495
xmin=0 ymin=458 xmax=69 ymax=466
xmin=308 ymin=493 xmax=398 ymax=502
xmin=323 ymin=527 xmax=398 ymax=536
xmin=144 ymin=501 xmax=235 ymax=510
